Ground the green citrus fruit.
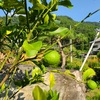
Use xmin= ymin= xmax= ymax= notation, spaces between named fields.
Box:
xmin=43 ymin=50 xmax=60 ymax=65
xmin=87 ymin=80 xmax=97 ymax=90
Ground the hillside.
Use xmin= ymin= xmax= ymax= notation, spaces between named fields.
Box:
xmin=57 ymin=16 xmax=100 ymax=41
xmin=56 ymin=16 xmax=100 ymax=50
xmin=0 ymin=15 xmax=100 ymax=51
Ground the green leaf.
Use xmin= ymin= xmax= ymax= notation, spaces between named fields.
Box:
xmin=32 ymin=67 xmax=42 ymax=78
xmin=58 ymin=0 xmax=73 ymax=8
xmin=49 ymin=27 xmax=69 ymax=37
xmin=32 ymin=86 xmax=47 ymax=100
xmin=49 ymin=73 xmax=55 ymax=89
xmin=0 ymin=83 xmax=5 ymax=93
xmin=22 ymin=40 xmax=42 ymax=57
xmin=0 ymin=1 xmax=4 ymax=8
xmin=26 ymin=50 xmax=38 ymax=57
xmin=54 ymin=20 xmax=61 ymax=24
xmin=6 ymin=30 xmax=12 ymax=35
xmin=82 ymin=68 xmax=96 ymax=81
xmin=22 ymin=40 xmax=33 ymax=51
xmin=29 ymin=0 xmax=41 ymax=4
xmin=31 ymin=41 xmax=42 ymax=51
xmin=16 ymin=8 xmax=25 ymax=14
xmin=48 ymin=0 xmax=58 ymax=11
xmin=51 ymin=91 xmax=59 ymax=100
xmin=38 ymin=35 xmax=48 ymax=41
xmin=44 ymin=14 xmax=49 ymax=24
xmin=40 ymin=64 xmax=47 ymax=73
xmin=48 ymin=89 xmax=59 ymax=100
xmin=25 ymin=70 xmax=30 ymax=80
xmin=32 ymin=3 xmax=47 ymax=10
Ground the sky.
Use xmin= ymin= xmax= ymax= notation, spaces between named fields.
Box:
xmin=54 ymin=0 xmax=100 ymax=22
xmin=0 ymin=0 xmax=100 ymax=22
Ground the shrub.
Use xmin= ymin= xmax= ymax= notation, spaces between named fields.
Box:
xmin=97 ymin=51 xmax=100 ymax=59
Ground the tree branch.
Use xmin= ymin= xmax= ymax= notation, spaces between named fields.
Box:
xmin=58 ymin=40 xmax=66 ymax=69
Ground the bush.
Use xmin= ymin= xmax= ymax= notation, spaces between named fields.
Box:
xmin=66 ymin=58 xmax=82 ymax=70
xmin=97 ymin=51 xmax=100 ymax=59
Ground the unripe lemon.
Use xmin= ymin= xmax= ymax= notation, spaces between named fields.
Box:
xmin=87 ymin=80 xmax=97 ymax=90
xmin=43 ymin=50 xmax=60 ymax=65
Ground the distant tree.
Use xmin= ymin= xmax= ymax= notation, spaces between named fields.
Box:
xmin=74 ymin=33 xmax=88 ymax=50
xmin=97 ymin=51 xmax=100 ymax=60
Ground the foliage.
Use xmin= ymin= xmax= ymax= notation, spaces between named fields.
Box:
xmin=0 ymin=0 xmax=100 ymax=99
xmin=32 ymin=86 xmax=59 ymax=100
xmin=86 ymin=89 xmax=100 ymax=100
xmin=86 ymin=95 xmax=100 ymax=100
xmin=97 ymin=51 xmax=100 ymax=59
xmin=87 ymin=56 xmax=100 ymax=82
xmin=0 ymin=83 xmax=5 ymax=93
xmin=82 ymin=68 xmax=98 ymax=90
xmin=32 ymin=73 xmax=59 ymax=100
xmin=57 ymin=16 xmax=100 ymax=51
xmin=82 ymin=68 xmax=96 ymax=81
xmin=66 ymin=57 xmax=82 ymax=70
xmin=0 ymin=0 xmax=73 ymax=99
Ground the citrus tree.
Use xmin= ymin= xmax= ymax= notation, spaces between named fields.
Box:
xmin=0 ymin=0 xmax=73 ymax=98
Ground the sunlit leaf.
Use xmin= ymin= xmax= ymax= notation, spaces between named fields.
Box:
xmin=58 ymin=0 xmax=73 ymax=8
xmin=38 ymin=35 xmax=48 ymax=41
xmin=49 ymin=72 xmax=55 ymax=89
xmin=6 ymin=30 xmax=12 ymax=35
xmin=48 ymin=0 xmax=58 ymax=11
xmin=54 ymin=20 xmax=61 ymax=24
xmin=44 ymin=14 xmax=49 ymax=24
xmin=0 ymin=83 xmax=5 ymax=93
xmin=32 ymin=3 xmax=47 ymax=10
xmin=31 ymin=41 xmax=42 ymax=51
xmin=22 ymin=40 xmax=33 ymax=51
xmin=26 ymin=50 xmax=38 ymax=58
xmin=16 ymin=8 xmax=25 ymax=14
xmin=49 ymin=27 xmax=69 ymax=37
xmin=82 ymin=68 xmax=96 ymax=81
xmin=23 ymin=40 xmax=42 ymax=51
xmin=32 ymin=86 xmax=47 ymax=100
xmin=32 ymin=67 xmax=42 ymax=78
xmin=0 ymin=1 xmax=4 ymax=8
xmin=29 ymin=0 xmax=41 ymax=4
xmin=22 ymin=40 xmax=42 ymax=58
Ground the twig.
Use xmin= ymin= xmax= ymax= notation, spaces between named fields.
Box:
xmin=75 ymin=8 xmax=100 ymax=27
xmin=81 ymin=8 xmax=100 ymax=23
xmin=57 ymin=40 xmax=66 ymax=69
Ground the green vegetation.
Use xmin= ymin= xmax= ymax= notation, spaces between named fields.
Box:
xmin=0 ymin=0 xmax=100 ymax=100
xmin=32 ymin=73 xmax=59 ymax=100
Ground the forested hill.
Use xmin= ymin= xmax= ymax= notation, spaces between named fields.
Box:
xmin=57 ymin=16 xmax=100 ymax=41
xmin=0 ymin=15 xmax=100 ymax=43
